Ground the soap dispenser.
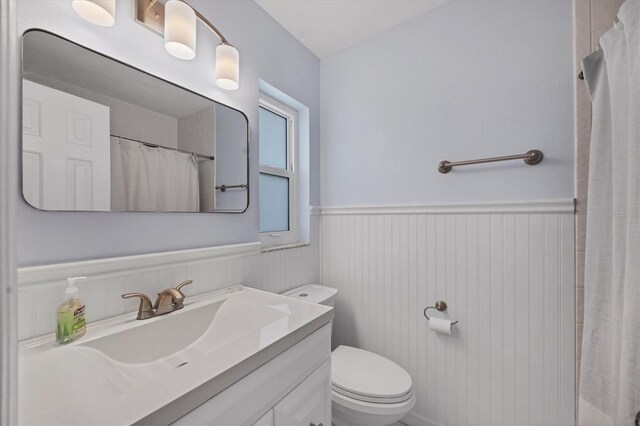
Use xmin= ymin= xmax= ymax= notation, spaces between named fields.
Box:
xmin=56 ymin=276 xmax=87 ymax=344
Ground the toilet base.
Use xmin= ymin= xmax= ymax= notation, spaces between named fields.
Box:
xmin=331 ymin=390 xmax=415 ymax=426
xmin=332 ymin=411 xmax=389 ymax=426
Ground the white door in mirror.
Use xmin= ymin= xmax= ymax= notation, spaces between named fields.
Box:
xmin=22 ymin=80 xmax=111 ymax=210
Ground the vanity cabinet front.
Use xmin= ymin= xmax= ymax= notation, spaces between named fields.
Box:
xmin=172 ymin=323 xmax=332 ymax=426
xmin=251 ymin=410 xmax=274 ymax=426
xmin=273 ymin=360 xmax=331 ymax=426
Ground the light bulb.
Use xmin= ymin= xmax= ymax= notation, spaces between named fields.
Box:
xmin=164 ymin=0 xmax=197 ymax=60
xmin=215 ymin=44 xmax=240 ymax=90
xmin=71 ymin=0 xmax=115 ymax=27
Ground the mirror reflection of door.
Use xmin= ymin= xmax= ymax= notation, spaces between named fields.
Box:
xmin=22 ymin=79 xmax=111 ymax=211
xmin=21 ymin=30 xmax=249 ymax=213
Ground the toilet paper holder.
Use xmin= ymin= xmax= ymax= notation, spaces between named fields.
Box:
xmin=423 ymin=301 xmax=458 ymax=325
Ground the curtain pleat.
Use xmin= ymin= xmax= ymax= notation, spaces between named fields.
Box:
xmin=110 ymin=137 xmax=200 ymax=212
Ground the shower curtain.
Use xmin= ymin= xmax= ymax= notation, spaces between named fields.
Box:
xmin=579 ymin=0 xmax=639 ymax=424
xmin=111 ymin=137 xmax=200 ymax=212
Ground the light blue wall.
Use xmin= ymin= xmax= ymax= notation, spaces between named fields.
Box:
xmin=15 ymin=0 xmax=320 ymax=266
xmin=320 ymin=0 xmax=574 ymax=206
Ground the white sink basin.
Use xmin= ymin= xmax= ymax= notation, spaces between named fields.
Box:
xmin=81 ymin=299 xmax=225 ymax=365
xmin=18 ymin=285 xmax=333 ymax=425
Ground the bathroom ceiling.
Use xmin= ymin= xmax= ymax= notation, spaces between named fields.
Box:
xmin=255 ymin=0 xmax=448 ymax=58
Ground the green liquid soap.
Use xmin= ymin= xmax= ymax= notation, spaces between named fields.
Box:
xmin=56 ymin=276 xmax=87 ymax=345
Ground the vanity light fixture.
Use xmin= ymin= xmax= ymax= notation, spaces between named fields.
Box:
xmin=164 ymin=0 xmax=197 ymax=60
xmin=143 ymin=0 xmax=240 ymax=91
xmin=71 ymin=0 xmax=116 ymax=27
xmin=215 ymin=44 xmax=240 ymax=91
xmin=72 ymin=0 xmax=241 ymax=91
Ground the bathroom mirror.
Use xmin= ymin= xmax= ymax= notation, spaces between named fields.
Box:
xmin=21 ymin=30 xmax=249 ymax=213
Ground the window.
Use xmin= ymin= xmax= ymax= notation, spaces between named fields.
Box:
xmin=259 ymin=94 xmax=297 ymax=246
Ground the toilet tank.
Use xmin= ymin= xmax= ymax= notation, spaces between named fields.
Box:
xmin=282 ymin=284 xmax=338 ymax=307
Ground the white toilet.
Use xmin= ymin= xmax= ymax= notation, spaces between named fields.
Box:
xmin=283 ymin=284 xmax=416 ymax=426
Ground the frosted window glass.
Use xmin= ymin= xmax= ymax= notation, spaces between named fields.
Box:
xmin=259 ymin=173 xmax=289 ymax=232
xmin=259 ymin=107 xmax=287 ymax=169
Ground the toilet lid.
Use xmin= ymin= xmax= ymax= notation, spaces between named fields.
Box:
xmin=331 ymin=346 xmax=413 ymax=401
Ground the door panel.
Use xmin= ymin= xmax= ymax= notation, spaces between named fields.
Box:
xmin=22 ymin=79 xmax=110 ymax=211
xmin=22 ymin=98 xmax=41 ymax=136
xmin=66 ymin=159 xmax=93 ymax=210
xmin=66 ymin=111 xmax=94 ymax=147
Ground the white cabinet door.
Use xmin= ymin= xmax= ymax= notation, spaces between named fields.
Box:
xmin=252 ymin=409 xmax=274 ymax=426
xmin=273 ymin=360 xmax=331 ymax=426
xmin=22 ymin=79 xmax=111 ymax=210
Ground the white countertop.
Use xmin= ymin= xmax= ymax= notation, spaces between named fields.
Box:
xmin=18 ymin=285 xmax=334 ymax=425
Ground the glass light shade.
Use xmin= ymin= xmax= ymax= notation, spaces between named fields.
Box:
xmin=164 ymin=0 xmax=197 ymax=60
xmin=215 ymin=44 xmax=240 ymax=90
xmin=71 ymin=0 xmax=115 ymax=27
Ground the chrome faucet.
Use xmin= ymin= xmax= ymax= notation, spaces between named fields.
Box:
xmin=122 ymin=280 xmax=192 ymax=320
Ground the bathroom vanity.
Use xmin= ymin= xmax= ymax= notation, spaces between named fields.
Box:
xmin=18 ymin=286 xmax=333 ymax=425
xmin=175 ymin=327 xmax=332 ymax=426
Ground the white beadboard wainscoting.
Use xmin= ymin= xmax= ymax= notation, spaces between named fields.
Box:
xmin=16 ymin=202 xmax=576 ymax=425
xmin=320 ymin=200 xmax=576 ymax=426
xmin=17 ymin=215 xmax=320 ymax=341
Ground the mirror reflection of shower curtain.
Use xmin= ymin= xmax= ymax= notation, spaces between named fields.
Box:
xmin=110 ymin=137 xmax=200 ymax=212
xmin=579 ymin=1 xmax=639 ymax=424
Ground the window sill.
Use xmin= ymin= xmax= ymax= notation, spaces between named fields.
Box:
xmin=261 ymin=242 xmax=311 ymax=253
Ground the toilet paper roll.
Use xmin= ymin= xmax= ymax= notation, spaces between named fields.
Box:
xmin=429 ymin=317 xmax=452 ymax=335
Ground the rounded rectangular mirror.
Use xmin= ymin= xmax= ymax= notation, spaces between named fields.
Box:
xmin=21 ymin=30 xmax=249 ymax=213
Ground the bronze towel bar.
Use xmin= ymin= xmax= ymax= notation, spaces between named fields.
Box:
xmin=438 ymin=150 xmax=544 ymax=174
xmin=215 ymin=184 xmax=247 ymax=192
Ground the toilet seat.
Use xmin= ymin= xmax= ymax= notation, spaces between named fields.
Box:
xmin=332 ymin=384 xmax=413 ymax=404
xmin=331 ymin=345 xmax=413 ymax=405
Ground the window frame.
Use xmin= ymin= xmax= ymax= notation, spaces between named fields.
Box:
xmin=258 ymin=93 xmax=298 ymax=247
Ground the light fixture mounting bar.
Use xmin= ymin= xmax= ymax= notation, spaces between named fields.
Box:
xmin=135 ymin=0 xmax=230 ymax=45
xmin=185 ymin=1 xmax=229 ymax=45
xmin=136 ymin=0 xmax=164 ymax=36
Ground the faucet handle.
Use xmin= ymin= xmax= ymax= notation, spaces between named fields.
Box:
xmin=175 ymin=280 xmax=193 ymax=296
xmin=121 ymin=293 xmax=154 ymax=319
